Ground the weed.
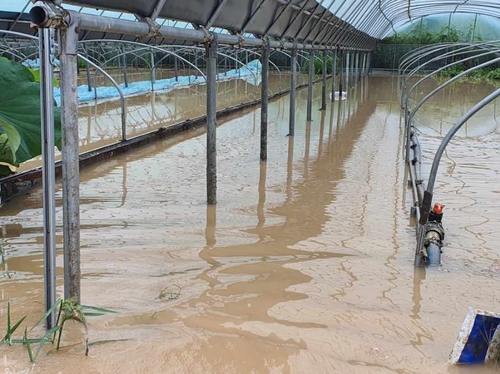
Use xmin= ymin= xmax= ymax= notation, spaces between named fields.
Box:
xmin=158 ymin=284 xmax=181 ymax=300
xmin=1 ymin=298 xmax=117 ymax=363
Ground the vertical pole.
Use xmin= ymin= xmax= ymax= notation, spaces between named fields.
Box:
xmin=355 ymin=51 xmax=360 ymax=83
xmin=194 ymin=54 xmax=198 ymax=80
xmin=321 ymin=49 xmax=327 ymax=110
xmin=350 ymin=51 xmax=355 ymax=88
xmin=39 ymin=28 xmax=57 ymax=329
xmin=174 ymin=57 xmax=179 ymax=82
xmin=363 ymin=52 xmax=368 ymax=76
xmin=289 ymin=48 xmax=297 ymax=136
xmin=306 ymin=50 xmax=314 ymax=121
xmin=471 ymin=13 xmax=478 ymax=43
xmin=150 ymin=51 xmax=155 ymax=89
xmin=84 ymin=46 xmax=91 ymax=92
xmin=260 ymin=41 xmax=269 ymax=161
xmin=331 ymin=48 xmax=337 ymax=102
xmin=345 ymin=51 xmax=350 ymax=90
xmin=60 ymin=25 xmax=81 ymax=303
xmin=122 ymin=53 xmax=128 ymax=88
xmin=339 ymin=49 xmax=343 ymax=98
xmin=206 ymin=36 xmax=218 ymax=205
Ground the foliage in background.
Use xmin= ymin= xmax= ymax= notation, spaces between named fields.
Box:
xmin=301 ymin=54 xmax=335 ymax=75
xmin=0 ymin=58 xmax=61 ymax=177
xmin=373 ymin=22 xmax=486 ymax=70
xmin=383 ymin=25 xmax=464 ymax=45
xmin=439 ymin=64 xmax=500 ymax=83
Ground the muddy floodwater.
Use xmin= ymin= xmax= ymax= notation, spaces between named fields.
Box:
xmin=1 ymin=75 xmax=500 ymax=373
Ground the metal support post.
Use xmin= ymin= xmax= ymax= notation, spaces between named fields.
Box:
xmin=206 ymin=36 xmax=218 ymax=205
xmin=321 ymin=49 xmax=327 ymax=110
xmin=174 ymin=57 xmax=179 ymax=82
xmin=350 ymin=51 xmax=354 ymax=88
xmin=150 ymin=51 xmax=156 ymax=89
xmin=331 ymin=49 xmax=337 ymax=102
xmin=122 ymin=53 xmax=128 ymax=87
xmin=345 ymin=51 xmax=350 ymax=90
xmin=339 ymin=50 xmax=343 ymax=98
xmin=306 ymin=50 xmax=314 ymax=121
xmin=84 ymin=46 xmax=91 ymax=92
xmin=60 ymin=22 xmax=81 ymax=304
xmin=289 ymin=48 xmax=297 ymax=136
xmin=39 ymin=27 xmax=57 ymax=329
xmin=260 ymin=41 xmax=269 ymax=161
xmin=355 ymin=51 xmax=360 ymax=83
xmin=362 ymin=52 xmax=367 ymax=76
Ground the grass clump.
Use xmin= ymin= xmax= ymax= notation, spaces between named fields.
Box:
xmin=1 ymin=298 xmax=117 ymax=363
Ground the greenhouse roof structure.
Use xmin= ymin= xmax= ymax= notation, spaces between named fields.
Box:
xmin=1 ymin=0 xmax=499 ymax=50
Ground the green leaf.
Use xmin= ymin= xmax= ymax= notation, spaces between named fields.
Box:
xmin=12 ymin=338 xmax=43 ymax=344
xmin=0 ymin=122 xmax=21 ymax=164
xmin=9 ymin=315 xmax=26 ymax=337
xmin=0 ymin=163 xmax=15 ymax=176
xmin=29 ymin=69 xmax=59 ymax=88
xmin=34 ymin=325 xmax=60 ymax=361
xmin=2 ymin=301 xmax=27 ymax=346
xmin=23 ymin=327 xmax=34 ymax=363
xmin=87 ymin=339 xmax=130 ymax=347
xmin=82 ymin=312 xmax=106 ymax=317
xmin=29 ymin=298 xmax=62 ymax=332
xmin=0 ymin=58 xmax=61 ymax=173
xmin=80 ymin=305 xmax=117 ymax=314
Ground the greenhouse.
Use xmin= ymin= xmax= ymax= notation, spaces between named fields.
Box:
xmin=1 ymin=0 xmax=500 ymax=372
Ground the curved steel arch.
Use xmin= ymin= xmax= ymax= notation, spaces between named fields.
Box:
xmin=80 ymin=40 xmax=207 ymax=81
xmin=381 ymin=11 xmax=500 ymax=39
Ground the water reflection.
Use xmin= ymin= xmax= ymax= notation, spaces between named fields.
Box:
xmin=2 ymin=76 xmax=500 ymax=373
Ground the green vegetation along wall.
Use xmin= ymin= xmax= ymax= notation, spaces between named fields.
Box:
xmin=0 ymin=58 xmax=61 ymax=177
xmin=373 ymin=13 xmax=500 ymax=70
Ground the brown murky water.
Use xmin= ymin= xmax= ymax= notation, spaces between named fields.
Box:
xmin=18 ymin=72 xmax=308 ymax=173
xmin=1 ymin=75 xmax=500 ymax=373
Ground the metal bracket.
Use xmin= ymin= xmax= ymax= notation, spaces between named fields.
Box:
xmin=200 ymin=26 xmax=212 ymax=43
xmin=30 ymin=1 xmax=69 ymax=29
xmin=142 ymin=17 xmax=162 ymax=38
xmin=205 ymin=32 xmax=218 ymax=58
xmin=236 ymin=33 xmax=245 ymax=49
xmin=262 ymin=36 xmax=270 ymax=48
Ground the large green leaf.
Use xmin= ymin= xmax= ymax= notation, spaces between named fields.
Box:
xmin=29 ymin=68 xmax=60 ymax=88
xmin=0 ymin=58 xmax=61 ymax=176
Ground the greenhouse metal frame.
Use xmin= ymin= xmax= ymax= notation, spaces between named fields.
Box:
xmin=2 ymin=0 xmax=500 ymax=328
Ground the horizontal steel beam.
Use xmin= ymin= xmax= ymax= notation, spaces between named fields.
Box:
xmin=69 ymin=11 xmax=373 ymax=51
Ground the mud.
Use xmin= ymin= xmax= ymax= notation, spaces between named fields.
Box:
xmin=1 ymin=75 xmax=500 ymax=373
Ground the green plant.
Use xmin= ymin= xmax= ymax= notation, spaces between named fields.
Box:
xmin=2 ymin=301 xmax=26 ymax=346
xmin=54 ymin=299 xmax=86 ymax=350
xmin=28 ymin=68 xmax=60 ymax=88
xmin=2 ymin=298 xmax=117 ymax=363
xmin=301 ymin=54 xmax=335 ymax=75
xmin=158 ymin=284 xmax=181 ymax=300
xmin=0 ymin=58 xmax=62 ymax=176
xmin=440 ymin=64 xmax=466 ymax=78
